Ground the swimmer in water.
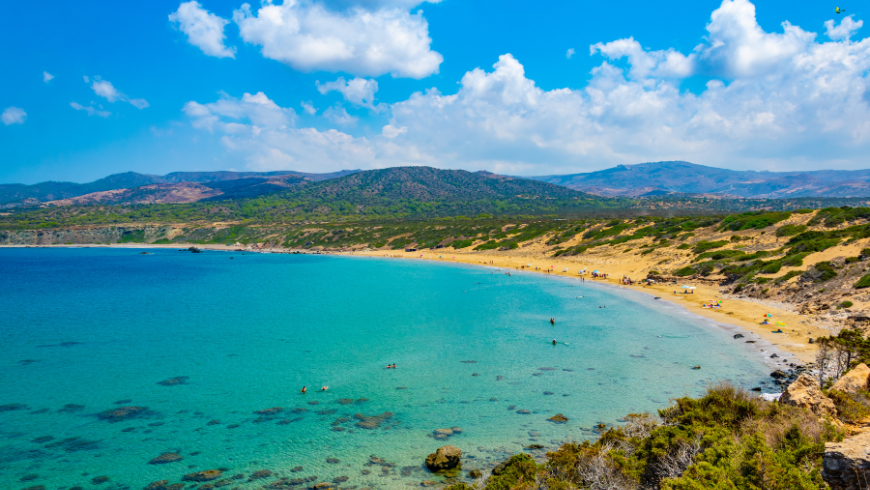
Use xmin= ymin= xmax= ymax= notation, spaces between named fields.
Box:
xmin=392 ymin=364 xmax=397 ymax=368
xmin=552 ymin=339 xmax=557 ymax=345
xmin=301 ymin=386 xmax=307 ymax=394
xmin=321 ymin=386 xmax=329 ymax=391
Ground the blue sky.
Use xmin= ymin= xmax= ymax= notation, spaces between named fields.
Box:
xmin=1 ymin=0 xmax=868 ymax=184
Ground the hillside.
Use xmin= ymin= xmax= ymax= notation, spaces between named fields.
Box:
xmin=531 ymin=161 xmax=870 ymax=198
xmin=0 ymin=169 xmax=358 ymax=206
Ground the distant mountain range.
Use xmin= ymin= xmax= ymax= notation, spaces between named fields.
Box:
xmin=528 ymin=161 xmax=870 ymax=198
xmin=6 ymin=161 xmax=870 ymax=209
xmin=0 ymin=170 xmax=359 ymax=206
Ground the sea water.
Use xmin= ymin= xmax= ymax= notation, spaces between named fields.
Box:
xmin=0 ymin=248 xmax=769 ymax=489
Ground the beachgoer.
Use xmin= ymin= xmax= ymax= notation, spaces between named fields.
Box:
xmin=301 ymin=386 xmax=307 ymax=394
xmin=321 ymin=386 xmax=329 ymax=391
xmin=392 ymin=364 xmax=396 ymax=368
xmin=552 ymin=339 xmax=557 ymax=345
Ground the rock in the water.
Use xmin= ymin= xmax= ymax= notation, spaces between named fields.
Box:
xmin=781 ymin=374 xmax=837 ymax=417
xmin=254 ymin=407 xmax=284 ymax=416
xmin=145 ymin=480 xmax=170 ymax=490
xmin=831 ymin=364 xmax=870 ymax=395
xmin=548 ymin=414 xmax=569 ymax=423
xmin=421 ymin=481 xmax=437 ymax=486
xmin=149 ymin=452 xmax=183 ymax=464
xmin=468 ymin=469 xmax=483 ymax=479
xmin=770 ymin=370 xmax=787 ymax=379
xmin=97 ymin=406 xmax=149 ymax=422
xmin=157 ymin=376 xmax=189 ymax=386
xmin=433 ymin=428 xmax=454 ymax=440
xmin=516 ymin=409 xmax=530 ymax=415
xmin=425 ymin=445 xmax=462 ymax=472
xmin=823 ymin=430 xmax=870 ymax=490
xmin=183 ymin=470 xmax=223 ymax=482
xmin=248 ymin=469 xmax=272 ymax=480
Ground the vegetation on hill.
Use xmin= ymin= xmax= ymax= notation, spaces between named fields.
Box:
xmin=3 ymin=167 xmax=870 ymax=228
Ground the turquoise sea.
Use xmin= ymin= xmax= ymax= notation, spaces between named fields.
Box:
xmin=0 ymin=248 xmax=770 ymax=490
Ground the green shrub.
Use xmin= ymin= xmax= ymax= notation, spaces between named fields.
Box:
xmin=674 ymin=266 xmax=696 ymax=277
xmin=776 ymin=224 xmax=808 ymax=237
xmin=759 ymin=261 xmax=782 ymax=274
xmin=840 ymin=301 xmax=854 ymax=309
xmin=776 ymin=270 xmax=803 ymax=284
xmin=803 ymin=261 xmax=838 ymax=283
xmin=677 ymin=243 xmax=690 ymax=250
xmin=719 ymin=211 xmax=792 ymax=231
xmin=827 ymin=390 xmax=869 ymax=423
xmin=474 ymin=240 xmax=499 ymax=251
xmin=856 ymin=275 xmax=870 ymax=289
xmin=451 ymin=239 xmax=474 ymax=249
xmin=692 ymin=240 xmax=728 ymax=254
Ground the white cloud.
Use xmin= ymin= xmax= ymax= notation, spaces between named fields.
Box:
xmin=316 ymin=77 xmax=379 ymax=108
xmin=88 ymin=77 xmax=149 ymax=110
xmin=696 ymin=0 xmax=815 ymax=78
xmin=182 ymin=91 xmax=295 ymax=133
xmin=70 ymin=102 xmax=111 ymax=118
xmin=169 ymin=1 xmax=236 ymax=58
xmin=83 ymin=75 xmax=89 ymax=83
xmin=591 ymin=37 xmax=695 ymax=79
xmin=321 ymin=0 xmax=441 ymax=10
xmin=826 ymin=15 xmax=863 ymax=41
xmin=91 ymin=80 xmax=121 ymax=102
xmin=300 ymin=101 xmax=317 ymax=115
xmin=382 ymin=124 xmax=407 ymax=138
xmin=233 ymin=0 xmax=442 ymax=78
xmin=183 ymin=0 xmax=870 ymax=174
xmin=323 ymin=105 xmax=358 ymax=126
xmin=566 ymin=48 xmax=574 ymax=59
xmin=183 ymin=91 xmax=374 ymax=171
xmin=2 ymin=107 xmax=26 ymax=125
xmin=43 ymin=71 xmax=54 ymax=83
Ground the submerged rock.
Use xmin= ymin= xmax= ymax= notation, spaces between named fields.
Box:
xmin=354 ymin=412 xmax=393 ymax=429
xmin=183 ymin=470 xmax=223 ymax=482
xmin=548 ymin=414 xmax=569 ymax=423
xmin=58 ymin=403 xmax=86 ymax=413
xmin=468 ymin=469 xmax=483 ymax=479
xmin=425 ymin=445 xmax=461 ymax=472
xmin=157 ymin=376 xmax=189 ymax=386
xmin=254 ymin=407 xmax=284 ymax=416
xmin=97 ymin=406 xmax=150 ymax=422
xmin=149 ymin=452 xmax=183 ymax=465
xmin=248 ymin=469 xmax=272 ymax=481
xmin=433 ymin=428 xmax=453 ymax=440
xmin=0 ymin=403 xmax=27 ymax=412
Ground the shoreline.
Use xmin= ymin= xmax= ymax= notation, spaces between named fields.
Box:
xmin=3 ymin=242 xmax=813 ymax=373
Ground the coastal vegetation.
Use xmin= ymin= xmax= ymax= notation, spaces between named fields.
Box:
xmin=449 ymin=383 xmax=842 ymax=490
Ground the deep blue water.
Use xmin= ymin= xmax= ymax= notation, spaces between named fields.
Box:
xmin=0 ymin=248 xmax=769 ymax=489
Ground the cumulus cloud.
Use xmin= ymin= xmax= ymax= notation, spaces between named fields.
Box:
xmin=70 ymin=102 xmax=111 ymax=118
xmin=233 ymin=0 xmax=442 ymax=78
xmin=43 ymin=71 xmax=54 ymax=83
xmin=323 ymin=105 xmax=358 ymax=126
xmin=591 ymin=37 xmax=695 ymax=79
xmin=183 ymin=0 xmax=870 ymax=173
xmin=183 ymin=91 xmax=374 ymax=171
xmin=300 ymin=101 xmax=317 ymax=115
xmin=170 ymin=1 xmax=236 ymax=58
xmin=88 ymin=77 xmax=149 ymax=109
xmin=2 ymin=107 xmax=26 ymax=125
xmin=316 ymin=77 xmax=379 ymax=108
xmin=566 ymin=48 xmax=574 ymax=59
xmin=321 ymin=0 xmax=441 ymax=10
xmin=826 ymin=15 xmax=863 ymax=41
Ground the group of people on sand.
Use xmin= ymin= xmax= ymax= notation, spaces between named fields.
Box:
xmin=621 ymin=275 xmax=633 ymax=285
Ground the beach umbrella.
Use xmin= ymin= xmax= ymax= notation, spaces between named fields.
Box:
xmin=764 ymin=314 xmax=772 ymax=318
xmin=680 ymin=285 xmax=696 ymax=289
xmin=593 ymin=270 xmax=599 ymax=274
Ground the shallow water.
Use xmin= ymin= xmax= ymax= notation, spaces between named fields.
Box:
xmin=0 ymin=248 xmax=769 ymax=489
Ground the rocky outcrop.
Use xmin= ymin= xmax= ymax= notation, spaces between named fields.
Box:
xmin=780 ymin=374 xmax=837 ymax=417
xmin=831 ymin=364 xmax=870 ymax=395
xmin=425 ymin=445 xmax=461 ymax=472
xmin=548 ymin=414 xmax=569 ymax=423
xmin=148 ymin=452 xmax=182 ymax=464
xmin=823 ymin=431 xmax=870 ymax=490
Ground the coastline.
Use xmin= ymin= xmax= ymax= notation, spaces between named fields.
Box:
xmin=2 ymin=242 xmax=814 ymax=372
